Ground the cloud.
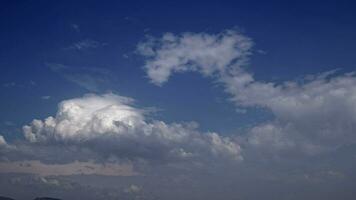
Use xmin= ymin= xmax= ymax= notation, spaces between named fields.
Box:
xmin=223 ymin=67 xmax=356 ymax=156
xmin=0 ymin=160 xmax=137 ymax=177
xmin=70 ymin=24 xmax=80 ymax=33
xmin=48 ymin=63 xmax=114 ymax=92
xmin=22 ymin=93 xmax=242 ymax=162
xmin=2 ymin=29 xmax=356 ymax=200
xmin=3 ymin=121 xmax=15 ymax=126
xmin=41 ymin=96 xmax=51 ymax=100
xmin=66 ymin=39 xmax=106 ymax=50
xmin=2 ymin=81 xmax=37 ymax=89
xmin=0 ymin=135 xmax=14 ymax=161
xmin=0 ymin=134 xmax=14 ymax=152
xmin=124 ymin=184 xmax=141 ymax=193
xmin=0 ymin=135 xmax=7 ymax=147
xmin=137 ymin=29 xmax=253 ymax=85
xmin=137 ymin=30 xmax=356 ymax=156
xmin=2 ymin=82 xmax=16 ymax=87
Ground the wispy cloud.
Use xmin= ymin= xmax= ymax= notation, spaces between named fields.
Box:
xmin=2 ymin=82 xmax=16 ymax=87
xmin=70 ymin=23 xmax=80 ymax=33
xmin=41 ymin=96 xmax=51 ymax=100
xmin=2 ymin=81 xmax=36 ymax=88
xmin=66 ymin=39 xmax=107 ymax=51
xmin=47 ymin=63 xmax=114 ymax=92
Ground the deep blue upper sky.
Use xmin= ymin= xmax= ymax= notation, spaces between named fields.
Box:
xmin=1 ymin=0 xmax=356 ymax=140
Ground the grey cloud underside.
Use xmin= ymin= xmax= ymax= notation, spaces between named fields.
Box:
xmin=137 ymin=29 xmax=356 ymax=157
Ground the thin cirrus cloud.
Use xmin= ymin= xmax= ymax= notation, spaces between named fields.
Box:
xmin=137 ymin=29 xmax=356 ymax=157
xmin=66 ymin=39 xmax=106 ymax=51
xmin=48 ymin=63 xmax=115 ymax=92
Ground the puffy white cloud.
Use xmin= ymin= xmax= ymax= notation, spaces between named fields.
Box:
xmin=226 ymin=71 xmax=356 ymax=155
xmin=0 ymin=135 xmax=13 ymax=152
xmin=23 ymin=94 xmax=242 ymax=162
xmin=0 ymin=135 xmax=13 ymax=161
xmin=137 ymin=30 xmax=253 ymax=85
xmin=138 ymin=30 xmax=356 ymax=156
xmin=0 ymin=135 xmax=7 ymax=147
xmin=23 ymin=94 xmax=142 ymax=143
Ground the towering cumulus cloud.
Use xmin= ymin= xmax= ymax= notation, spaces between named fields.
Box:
xmin=138 ymin=29 xmax=356 ymax=156
xmin=23 ymin=94 xmax=242 ymax=162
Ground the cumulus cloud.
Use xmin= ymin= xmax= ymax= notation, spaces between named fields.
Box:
xmin=0 ymin=135 xmax=14 ymax=152
xmin=137 ymin=29 xmax=253 ymax=85
xmin=22 ymin=94 xmax=242 ymax=162
xmin=223 ymin=68 xmax=356 ymax=156
xmin=0 ymin=135 xmax=14 ymax=160
xmin=137 ymin=30 xmax=356 ymax=156
xmin=0 ymin=135 xmax=7 ymax=147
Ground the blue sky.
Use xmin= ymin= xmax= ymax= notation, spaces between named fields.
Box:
xmin=2 ymin=0 xmax=356 ymax=137
xmin=1 ymin=1 xmax=356 ymax=199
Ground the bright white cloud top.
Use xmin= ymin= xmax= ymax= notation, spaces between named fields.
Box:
xmin=22 ymin=94 xmax=242 ymax=162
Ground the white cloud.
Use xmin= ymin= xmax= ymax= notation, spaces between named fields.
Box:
xmin=137 ymin=30 xmax=253 ymax=85
xmin=137 ymin=30 xmax=356 ymax=156
xmin=24 ymin=94 xmax=141 ymax=143
xmin=0 ymin=135 xmax=7 ymax=147
xmin=23 ymin=94 xmax=242 ymax=162
xmin=0 ymin=135 xmax=13 ymax=160
xmin=225 ymin=70 xmax=356 ymax=155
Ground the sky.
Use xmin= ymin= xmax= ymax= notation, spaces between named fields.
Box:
xmin=1 ymin=1 xmax=356 ymax=199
